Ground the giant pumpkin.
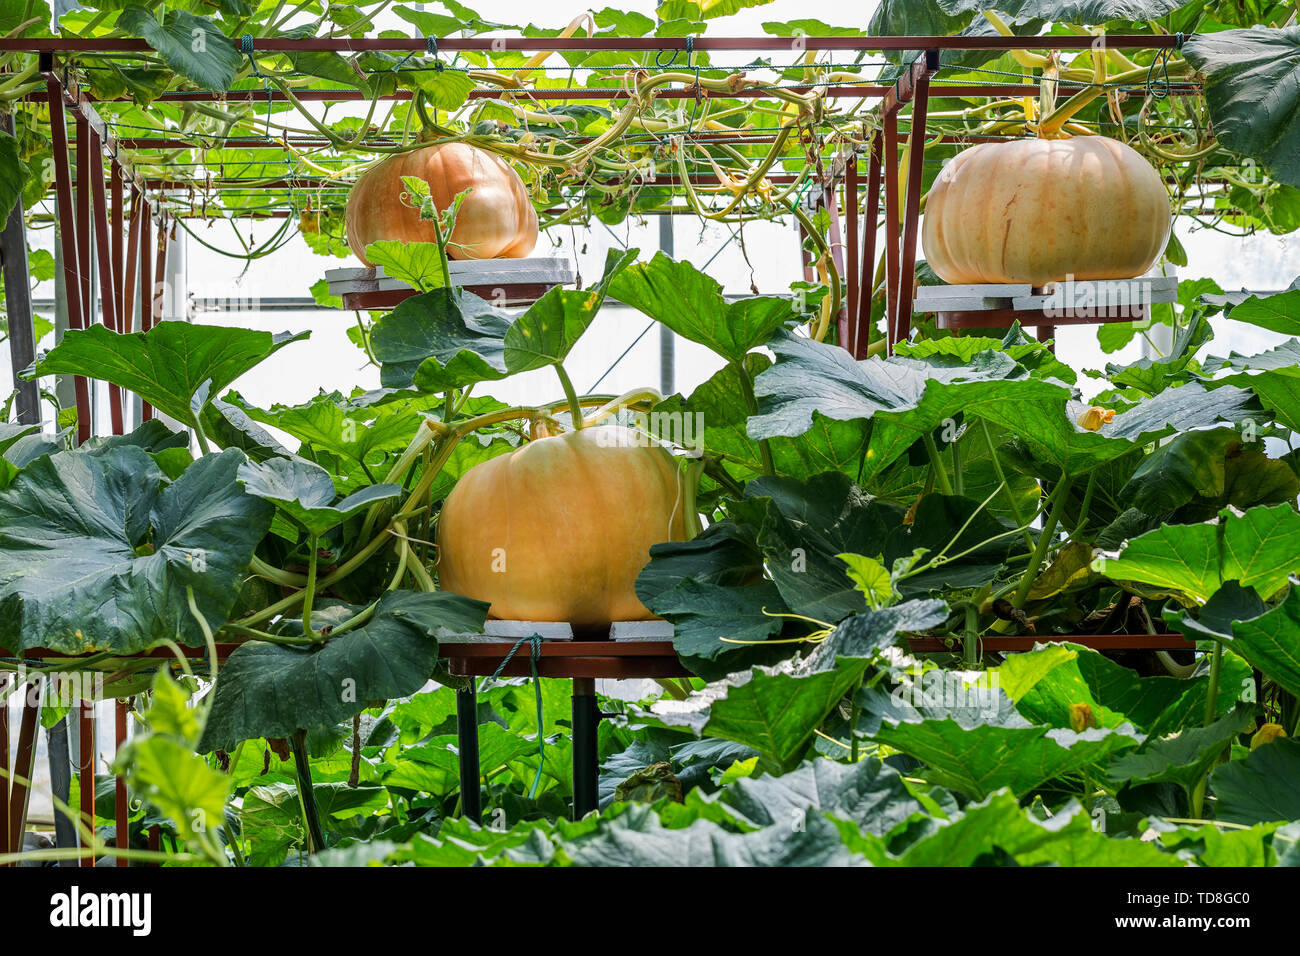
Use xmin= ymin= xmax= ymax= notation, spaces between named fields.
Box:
xmin=435 ymin=426 xmax=689 ymax=628
xmin=922 ymin=137 xmax=1171 ymax=286
xmin=345 ymin=142 xmax=538 ymax=264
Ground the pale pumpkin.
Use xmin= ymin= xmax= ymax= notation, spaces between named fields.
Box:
xmin=345 ymin=142 xmax=538 ymax=264
xmin=922 ymin=137 xmax=1171 ymax=286
xmin=435 ymin=426 xmax=689 ymax=629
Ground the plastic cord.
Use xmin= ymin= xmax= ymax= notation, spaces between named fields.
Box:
xmin=484 ymin=633 xmax=546 ymax=800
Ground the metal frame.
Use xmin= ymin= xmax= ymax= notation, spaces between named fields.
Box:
xmin=0 ymin=59 xmax=171 ymax=867
xmin=0 ymin=31 xmax=1201 ymax=861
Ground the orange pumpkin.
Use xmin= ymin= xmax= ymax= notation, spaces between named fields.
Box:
xmin=345 ymin=142 xmax=538 ymax=264
xmin=435 ymin=426 xmax=689 ymax=629
xmin=922 ymin=137 xmax=1171 ymax=286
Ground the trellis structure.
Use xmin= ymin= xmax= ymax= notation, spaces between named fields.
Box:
xmin=0 ymin=29 xmax=1203 ymax=865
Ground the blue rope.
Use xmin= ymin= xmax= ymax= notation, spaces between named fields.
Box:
xmin=239 ymin=34 xmax=260 ymax=76
xmin=1145 ymin=36 xmax=1184 ymax=102
xmin=483 ymin=633 xmax=546 ymax=800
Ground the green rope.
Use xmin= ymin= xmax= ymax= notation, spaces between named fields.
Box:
xmin=482 ymin=633 xmax=546 ymax=800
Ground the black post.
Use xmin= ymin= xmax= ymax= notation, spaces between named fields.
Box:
xmin=47 ymin=719 xmax=78 ymax=865
xmin=456 ymin=689 xmax=481 ymax=824
xmin=571 ymin=678 xmax=599 ymax=819
xmin=0 ymin=114 xmax=40 ymax=426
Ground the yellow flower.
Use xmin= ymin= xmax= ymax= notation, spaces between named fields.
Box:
xmin=1069 ymin=703 xmax=1098 ymax=732
xmin=1250 ymin=722 xmax=1288 ymax=750
xmin=1076 ymin=406 xmax=1116 ymax=431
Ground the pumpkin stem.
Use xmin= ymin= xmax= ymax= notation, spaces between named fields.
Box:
xmin=553 ymin=364 xmax=585 ymax=430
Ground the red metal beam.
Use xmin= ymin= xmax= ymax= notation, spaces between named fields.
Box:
xmin=44 ymin=72 xmax=93 ymax=446
xmin=123 ymin=191 xmax=142 ymax=335
xmin=140 ymin=211 xmax=154 ymax=421
xmin=844 ymin=155 xmax=858 ymax=340
xmin=855 ymin=134 xmax=882 ymax=359
xmin=110 ymin=162 xmax=124 ymax=327
xmin=893 ymin=52 xmax=937 ymax=347
xmin=90 ymin=127 xmax=125 ymax=434
xmin=8 ymin=685 xmax=40 ymax=863
xmin=882 ymin=110 xmax=900 ymax=347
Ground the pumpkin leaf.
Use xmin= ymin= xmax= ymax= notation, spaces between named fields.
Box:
xmin=31 ymin=322 xmax=310 ymax=428
xmin=236 ymin=457 xmax=401 ymax=538
xmin=749 ymin=332 xmax=1158 ymax=480
xmin=650 ymin=355 xmax=870 ymax=481
xmin=643 ymin=578 xmax=791 ymax=679
xmin=118 ymin=6 xmax=241 ymax=91
xmin=503 ymin=247 xmax=638 ymax=372
xmin=1211 ymin=737 xmax=1300 ymax=826
xmin=364 ymin=241 xmax=453 ymax=293
xmin=1095 ymin=503 xmax=1300 ymax=606
xmin=609 ymin=252 xmax=798 ymax=364
xmin=1108 ymin=705 xmax=1258 ymax=802
xmin=370 ymin=288 xmax=512 ymax=391
xmin=858 ymin=684 xmax=1145 ymax=800
xmin=745 ymin=471 xmax=907 ymax=623
xmin=1183 ymin=27 xmax=1300 ymax=189
xmin=198 ymin=590 xmax=490 ymax=752
xmin=0 ymin=448 xmax=272 ymax=655
xmin=1119 ymin=427 xmax=1299 ymax=517
xmin=1171 ymin=582 xmax=1300 ymax=702
xmin=0 ymin=131 xmax=29 ymax=222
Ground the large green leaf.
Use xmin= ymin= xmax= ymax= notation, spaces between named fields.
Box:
xmin=1108 ymin=706 xmax=1258 ymax=802
xmin=198 ymin=590 xmax=490 ymax=751
xmin=746 ymin=471 xmax=906 ymax=622
xmin=644 ymin=579 xmax=790 ymax=678
xmin=651 ymin=355 xmax=870 ymax=481
xmin=561 ymin=806 xmax=867 ymax=867
xmin=865 ymin=793 xmax=1178 ymax=867
xmin=32 ymin=322 xmax=310 ymax=428
xmin=997 ymin=642 xmax=1248 ymax=738
xmin=236 ymin=457 xmax=401 ymax=538
xmin=859 ymin=685 xmax=1144 ymax=799
xmin=1176 ymin=583 xmax=1300 ymax=701
xmin=502 ymin=247 xmax=638 ymax=372
xmin=1096 ymin=503 xmax=1300 ymax=605
xmin=1208 ymin=281 xmax=1300 ymax=336
xmin=609 ymin=253 xmax=797 ymax=363
xmin=697 ymin=757 xmax=925 ymax=838
xmin=225 ymin=389 xmax=419 ymax=462
xmin=0 ymin=448 xmax=272 ymax=655
xmin=644 ymin=601 xmax=944 ymax=769
xmin=1211 ymin=737 xmax=1300 ymax=825
xmin=751 ymin=333 xmax=1120 ymax=479
xmin=0 ymin=131 xmax=28 ymax=222
xmin=118 ymin=6 xmax=242 ymax=91
xmin=1184 ymin=27 xmax=1300 ymax=188
xmin=1119 ymin=427 xmax=1298 ymax=518
xmin=635 ymin=519 xmax=765 ymax=605
xmin=370 ymin=288 xmax=512 ymax=391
